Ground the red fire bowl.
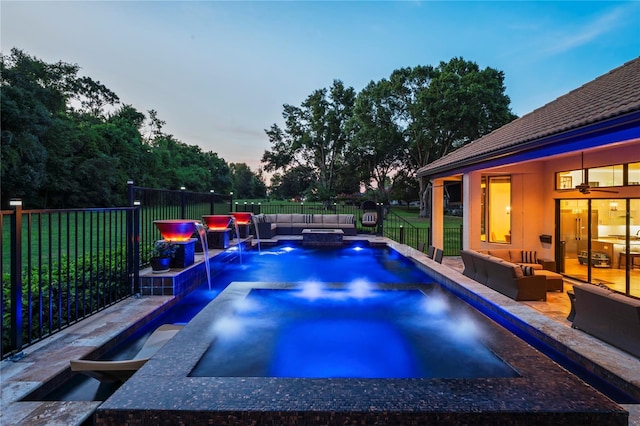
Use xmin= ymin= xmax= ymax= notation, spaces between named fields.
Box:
xmin=202 ymin=215 xmax=233 ymax=231
xmin=231 ymin=212 xmax=253 ymax=225
xmin=153 ymin=220 xmax=197 ymax=242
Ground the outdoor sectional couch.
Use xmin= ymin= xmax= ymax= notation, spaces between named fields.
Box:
xmin=572 ymin=284 xmax=640 ymax=358
xmin=478 ymin=249 xmax=563 ymax=292
xmin=460 ymin=249 xmax=547 ymax=301
xmin=254 ymin=213 xmax=357 ymax=238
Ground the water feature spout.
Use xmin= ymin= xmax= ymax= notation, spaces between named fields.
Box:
xmin=230 ymin=217 xmax=243 ymax=265
xmin=194 ymin=222 xmax=212 ymax=291
xmin=251 ymin=215 xmax=261 ymax=254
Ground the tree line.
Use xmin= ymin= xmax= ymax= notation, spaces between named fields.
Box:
xmin=2 ymin=49 xmax=517 ymax=213
xmin=1 ymin=48 xmax=266 ymax=208
xmin=263 ymin=58 xmax=517 ymax=214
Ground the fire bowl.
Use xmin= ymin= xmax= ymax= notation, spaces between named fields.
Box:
xmin=153 ymin=220 xmax=198 ymax=242
xmin=202 ymin=215 xmax=233 ymax=231
xmin=231 ymin=212 xmax=253 ymax=225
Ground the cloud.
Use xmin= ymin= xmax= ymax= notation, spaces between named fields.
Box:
xmin=544 ymin=3 xmax=637 ymax=56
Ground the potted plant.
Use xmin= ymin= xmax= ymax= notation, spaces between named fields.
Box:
xmin=149 ymin=240 xmax=178 ymax=273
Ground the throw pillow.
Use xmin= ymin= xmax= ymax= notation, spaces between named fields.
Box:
xmin=520 ymin=265 xmax=534 ymax=276
xmin=522 ymin=250 xmax=537 ymax=264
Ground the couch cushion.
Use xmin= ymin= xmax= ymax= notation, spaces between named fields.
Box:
xmin=322 ymin=215 xmax=339 ymax=224
xmin=486 ymin=250 xmax=510 ymax=261
xmin=290 ymin=214 xmax=306 ymax=224
xmin=276 ymin=214 xmax=293 ymax=223
xmin=265 ymin=214 xmax=278 ymax=223
xmin=338 ymin=214 xmax=354 ymax=224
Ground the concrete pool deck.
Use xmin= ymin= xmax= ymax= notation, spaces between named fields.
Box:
xmin=1 ymin=236 xmax=639 ymax=425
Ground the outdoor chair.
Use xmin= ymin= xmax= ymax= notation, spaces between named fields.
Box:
xmin=434 ymin=248 xmax=444 ymax=263
xmin=427 ymin=245 xmax=435 ymax=259
xmin=361 ymin=212 xmax=377 ymax=227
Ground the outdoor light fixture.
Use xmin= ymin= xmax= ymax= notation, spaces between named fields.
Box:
xmin=180 ymin=186 xmax=186 ymax=190
xmin=9 ymin=199 xmax=22 ymax=207
xmin=133 ymin=200 xmax=141 ymax=206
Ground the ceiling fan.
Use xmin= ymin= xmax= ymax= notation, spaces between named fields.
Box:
xmin=574 ymin=152 xmax=618 ymax=194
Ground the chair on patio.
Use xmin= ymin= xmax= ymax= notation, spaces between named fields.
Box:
xmin=70 ymin=324 xmax=183 ymax=383
xmin=361 ymin=211 xmax=378 ymax=228
xmin=434 ymin=248 xmax=444 ymax=264
xmin=427 ymin=245 xmax=435 ymax=259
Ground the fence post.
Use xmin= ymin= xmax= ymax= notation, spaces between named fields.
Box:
xmin=127 ymin=180 xmax=135 ymax=206
xmin=9 ymin=198 xmax=23 ymax=354
xmin=132 ymin=202 xmax=141 ymax=295
xmin=376 ymin=203 xmax=383 ymax=236
xmin=210 ymin=190 xmax=215 ymax=214
xmin=459 ymin=224 xmax=464 ymax=253
xmin=229 ymin=192 xmax=234 ymax=213
xmin=180 ymin=186 xmax=186 ymax=219
xmin=399 ymin=225 xmax=404 ymax=245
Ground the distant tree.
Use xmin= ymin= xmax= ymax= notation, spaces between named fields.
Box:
xmin=349 ymin=78 xmax=405 ymax=198
xmin=269 ymin=165 xmax=315 ymax=200
xmin=262 ymin=80 xmax=356 ymax=200
xmin=229 ymin=163 xmax=266 ymax=199
xmin=389 ymin=58 xmax=517 ymax=216
xmin=390 ymin=169 xmax=420 ymax=205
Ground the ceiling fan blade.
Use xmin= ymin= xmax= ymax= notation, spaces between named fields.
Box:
xmin=591 ymin=189 xmax=619 ymax=193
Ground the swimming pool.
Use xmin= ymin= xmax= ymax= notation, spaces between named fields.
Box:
xmin=190 ymin=286 xmax=517 ymax=379
xmin=96 ymin=242 xmax=626 ymax=424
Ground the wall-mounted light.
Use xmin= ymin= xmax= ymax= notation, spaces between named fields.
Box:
xmin=505 ymin=206 xmax=511 ymax=215
xmin=609 ymin=201 xmax=618 ymax=211
xmin=9 ymin=198 xmax=22 ymax=207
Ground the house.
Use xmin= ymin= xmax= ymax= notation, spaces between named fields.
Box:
xmin=417 ymin=57 xmax=640 ymax=297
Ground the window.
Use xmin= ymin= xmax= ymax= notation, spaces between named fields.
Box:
xmin=482 ymin=176 xmax=511 ymax=243
xmin=588 ymin=164 xmax=624 ymax=188
xmin=628 ymin=162 xmax=640 ymax=185
xmin=557 ymin=161 xmax=637 ymax=190
xmin=556 ymin=170 xmax=582 ymax=189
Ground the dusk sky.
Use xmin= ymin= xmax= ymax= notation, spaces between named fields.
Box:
xmin=2 ymin=1 xmax=639 ymax=177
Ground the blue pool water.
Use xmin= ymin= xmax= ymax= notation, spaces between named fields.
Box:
xmin=189 ymin=287 xmax=518 ymax=379
xmin=159 ymin=243 xmax=434 ymax=325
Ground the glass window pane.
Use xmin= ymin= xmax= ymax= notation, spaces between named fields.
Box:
xmin=488 ymin=176 xmax=511 ymax=243
xmin=628 ymin=163 xmax=640 ymax=185
xmin=588 ymin=165 xmax=623 ymax=187
xmin=631 ymin=199 xmax=640 ymax=298
xmin=556 ymin=170 xmax=583 ymax=189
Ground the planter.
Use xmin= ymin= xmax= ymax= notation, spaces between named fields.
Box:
xmin=150 ymin=257 xmax=171 ymax=273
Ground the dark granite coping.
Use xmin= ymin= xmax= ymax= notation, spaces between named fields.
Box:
xmin=96 ymin=282 xmax=627 ymax=425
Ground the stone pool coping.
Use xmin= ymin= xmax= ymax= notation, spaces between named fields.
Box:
xmin=96 ymin=280 xmax=627 ymax=425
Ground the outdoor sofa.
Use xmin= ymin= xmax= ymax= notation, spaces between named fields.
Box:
xmin=254 ymin=213 xmax=357 ymax=237
xmin=572 ymin=283 xmax=640 ymax=358
xmin=478 ymin=249 xmax=563 ymax=292
xmin=460 ymin=249 xmax=547 ymax=301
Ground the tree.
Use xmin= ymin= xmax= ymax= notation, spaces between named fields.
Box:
xmin=262 ymin=80 xmax=356 ymax=201
xmin=268 ymin=165 xmax=315 ymax=200
xmin=229 ymin=163 xmax=266 ymax=199
xmin=389 ymin=58 xmax=517 ymax=216
xmin=349 ymin=78 xmax=405 ymax=199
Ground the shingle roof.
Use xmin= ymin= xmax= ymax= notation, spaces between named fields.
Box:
xmin=417 ymin=57 xmax=640 ymax=177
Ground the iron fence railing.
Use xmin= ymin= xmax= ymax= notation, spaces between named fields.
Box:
xmin=1 ymin=203 xmax=136 ymax=359
xmin=2 ymin=186 xmax=463 ymax=359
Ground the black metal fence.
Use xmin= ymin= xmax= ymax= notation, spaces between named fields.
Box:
xmin=1 ymin=203 xmax=137 ymax=359
xmin=2 ymin=186 xmax=462 ymax=359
